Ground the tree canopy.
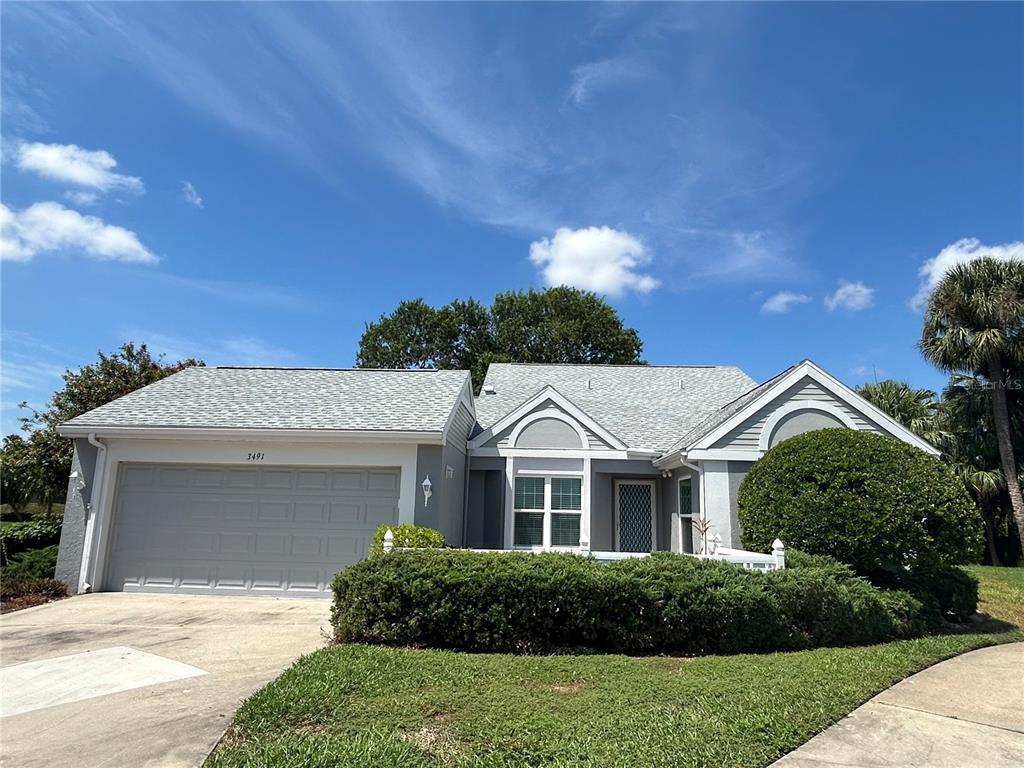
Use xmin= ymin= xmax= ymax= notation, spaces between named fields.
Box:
xmin=8 ymin=343 xmax=203 ymax=509
xmin=357 ymin=287 xmax=644 ymax=390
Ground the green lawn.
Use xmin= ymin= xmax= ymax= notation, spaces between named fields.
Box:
xmin=207 ymin=567 xmax=1023 ymax=768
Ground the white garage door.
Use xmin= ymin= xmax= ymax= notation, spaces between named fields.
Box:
xmin=104 ymin=463 xmax=400 ymax=596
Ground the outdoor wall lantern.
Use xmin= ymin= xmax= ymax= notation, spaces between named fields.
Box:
xmin=422 ymin=475 xmax=433 ymax=507
xmin=69 ymin=470 xmax=86 ymax=494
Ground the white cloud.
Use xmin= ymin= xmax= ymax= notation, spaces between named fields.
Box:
xmin=567 ymin=57 xmax=650 ymax=105
xmin=182 ymin=180 xmax=203 ymax=208
xmin=16 ymin=141 xmax=143 ymax=193
xmin=825 ymin=280 xmax=875 ymax=311
xmin=529 ymin=226 xmax=659 ymax=297
xmin=912 ymin=238 xmax=1024 ymax=310
xmin=64 ymin=190 xmax=99 ymax=206
xmin=0 ymin=201 xmax=158 ymax=264
xmin=761 ymin=291 xmax=811 ymax=314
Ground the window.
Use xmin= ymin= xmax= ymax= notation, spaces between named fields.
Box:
xmin=514 ymin=476 xmax=583 ymax=548
xmin=679 ymin=477 xmax=695 ymax=554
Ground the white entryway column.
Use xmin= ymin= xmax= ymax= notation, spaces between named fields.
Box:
xmin=580 ymin=457 xmax=592 ymax=553
xmin=503 ymin=456 xmax=515 ymax=549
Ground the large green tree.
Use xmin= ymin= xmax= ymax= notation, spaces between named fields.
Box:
xmin=357 ymin=287 xmax=644 ymax=390
xmin=16 ymin=343 xmax=203 ymax=507
xmin=919 ymin=256 xmax=1024 ymax=553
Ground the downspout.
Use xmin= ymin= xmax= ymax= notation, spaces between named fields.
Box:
xmin=79 ymin=432 xmax=107 ymax=593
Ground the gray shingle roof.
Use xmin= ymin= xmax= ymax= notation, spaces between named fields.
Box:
xmin=664 ymin=363 xmax=798 ymax=454
xmin=473 ymin=363 xmax=756 ymax=451
xmin=61 ymin=367 xmax=470 ymax=433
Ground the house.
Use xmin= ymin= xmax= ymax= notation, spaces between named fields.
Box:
xmin=54 ymin=359 xmax=936 ymax=596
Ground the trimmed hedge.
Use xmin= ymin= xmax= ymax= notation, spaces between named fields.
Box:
xmin=368 ymin=524 xmax=444 ymax=558
xmin=331 ymin=550 xmax=923 ymax=655
xmin=0 ymin=519 xmax=62 ymax=566
xmin=0 ymin=576 xmax=68 ymax=602
xmin=738 ymin=430 xmax=982 ymax=577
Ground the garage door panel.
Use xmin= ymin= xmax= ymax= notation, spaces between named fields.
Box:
xmin=105 ymin=464 xmax=400 ymax=596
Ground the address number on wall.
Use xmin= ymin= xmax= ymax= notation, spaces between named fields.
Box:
xmin=247 ymin=452 xmax=266 ymax=462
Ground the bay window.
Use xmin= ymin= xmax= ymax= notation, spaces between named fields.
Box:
xmin=513 ymin=475 xmax=582 ymax=548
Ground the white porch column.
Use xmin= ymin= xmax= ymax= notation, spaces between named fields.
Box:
xmin=702 ymin=460 xmax=733 ymax=548
xmin=503 ymin=455 xmax=515 ymax=549
xmin=580 ymin=457 xmax=592 ymax=552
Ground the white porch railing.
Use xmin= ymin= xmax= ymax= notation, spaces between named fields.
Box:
xmin=381 ymin=529 xmax=786 ymax=571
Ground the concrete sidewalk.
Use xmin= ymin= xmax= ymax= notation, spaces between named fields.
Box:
xmin=774 ymin=642 xmax=1024 ymax=767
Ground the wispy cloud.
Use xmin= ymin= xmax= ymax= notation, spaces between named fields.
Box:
xmin=825 ymin=280 xmax=875 ymax=311
xmin=139 ymin=272 xmax=318 ymax=312
xmin=124 ymin=330 xmax=297 ymax=367
xmin=1 ymin=201 xmax=158 ymax=264
xmin=761 ymin=290 xmax=811 ymax=314
xmin=6 ymin=3 xmax=821 ymax=284
xmin=16 ymin=141 xmax=144 ymax=194
xmin=911 ymin=238 xmax=1024 ymax=310
xmin=567 ymin=57 xmax=650 ymax=105
xmin=182 ymin=180 xmax=204 ymax=208
xmin=529 ymin=226 xmax=658 ymax=297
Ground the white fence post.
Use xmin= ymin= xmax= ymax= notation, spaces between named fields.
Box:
xmin=383 ymin=528 xmax=395 ymax=554
xmin=771 ymin=538 xmax=786 ymax=570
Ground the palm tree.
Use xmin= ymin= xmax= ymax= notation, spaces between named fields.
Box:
xmin=855 ymin=379 xmax=949 ymax=449
xmin=920 ymin=256 xmax=1024 ymax=553
xmin=942 ymin=374 xmax=1015 ymax=564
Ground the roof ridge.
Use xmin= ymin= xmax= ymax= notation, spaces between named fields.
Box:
xmin=487 ymin=362 xmax=736 ymax=369
xmin=210 ymin=366 xmax=470 ymax=373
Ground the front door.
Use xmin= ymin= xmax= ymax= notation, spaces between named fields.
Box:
xmin=615 ymin=480 xmax=655 ymax=552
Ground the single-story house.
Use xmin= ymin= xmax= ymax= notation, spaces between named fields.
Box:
xmin=55 ymin=359 xmax=936 ymax=597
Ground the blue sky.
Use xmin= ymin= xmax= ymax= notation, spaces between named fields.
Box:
xmin=2 ymin=2 xmax=1022 ymax=435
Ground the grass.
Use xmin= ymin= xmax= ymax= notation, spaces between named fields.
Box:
xmin=206 ymin=567 xmax=1022 ymax=768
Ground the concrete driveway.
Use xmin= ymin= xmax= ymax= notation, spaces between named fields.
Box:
xmin=0 ymin=593 xmax=330 ymax=768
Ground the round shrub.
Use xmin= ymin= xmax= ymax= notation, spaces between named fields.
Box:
xmin=738 ymin=430 xmax=982 ymax=577
xmin=367 ymin=524 xmax=444 ymax=557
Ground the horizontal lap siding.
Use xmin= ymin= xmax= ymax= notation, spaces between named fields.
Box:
xmin=482 ymin=400 xmax=612 ymax=450
xmin=711 ymin=376 xmax=886 ymax=451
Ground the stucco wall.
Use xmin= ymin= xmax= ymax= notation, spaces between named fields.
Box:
xmin=55 ymin=438 xmax=98 ymax=589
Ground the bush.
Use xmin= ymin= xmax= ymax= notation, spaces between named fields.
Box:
xmin=0 ymin=519 xmax=62 ymax=565
xmin=2 ymin=544 xmax=59 ymax=580
xmin=874 ymin=566 xmax=979 ymax=624
xmin=738 ymin=430 xmax=982 ymax=578
xmin=331 ymin=550 xmax=923 ymax=655
xmin=368 ymin=524 xmax=444 ymax=557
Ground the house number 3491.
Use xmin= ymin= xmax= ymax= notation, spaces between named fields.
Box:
xmin=247 ymin=452 xmax=265 ymax=461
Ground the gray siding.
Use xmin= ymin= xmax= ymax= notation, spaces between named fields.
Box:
xmin=515 ymin=418 xmax=582 ymax=449
xmin=768 ymin=409 xmax=845 ymax=447
xmin=416 ymin=404 xmax=472 ymax=546
xmin=711 ymin=376 xmax=888 ymax=450
xmin=482 ymin=400 xmax=613 ymax=450
xmin=56 ymin=438 xmax=98 ymax=590
xmin=446 ymin=402 xmax=476 ymax=447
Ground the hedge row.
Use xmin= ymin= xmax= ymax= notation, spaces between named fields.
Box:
xmin=331 ymin=550 xmax=924 ymax=655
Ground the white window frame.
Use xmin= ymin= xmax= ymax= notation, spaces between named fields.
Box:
xmin=512 ymin=474 xmax=583 ymax=550
xmin=613 ymin=479 xmax=657 ymax=553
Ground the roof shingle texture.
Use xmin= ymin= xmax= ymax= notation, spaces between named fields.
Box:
xmin=62 ymin=367 xmax=470 ymax=433
xmin=474 ymin=364 xmax=756 ymax=451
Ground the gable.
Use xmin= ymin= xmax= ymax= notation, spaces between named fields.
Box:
xmin=479 ymin=399 xmax=616 ymax=450
xmin=709 ymin=375 xmax=890 ymax=451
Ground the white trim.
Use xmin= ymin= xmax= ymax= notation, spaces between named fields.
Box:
xmin=757 ymin=399 xmax=856 ymax=450
xmin=504 ymin=455 xmax=515 ymax=549
xmin=513 ymin=468 xmax=585 ymax=476
xmin=510 ymin=473 xmax=584 ymax=550
xmin=508 ymin=410 xmax=589 ymax=450
xmin=58 ymin=425 xmax=444 ymax=444
xmin=687 ymin=360 xmax=940 ymax=456
xmin=686 ymin=449 xmax=763 ymax=461
xmin=468 ymin=386 xmax=628 ymax=450
xmin=613 ymin=479 xmax=657 ymax=552
xmin=469 ymin=447 xmax=639 ymax=460
xmin=581 ymin=456 xmax=592 ymax=551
